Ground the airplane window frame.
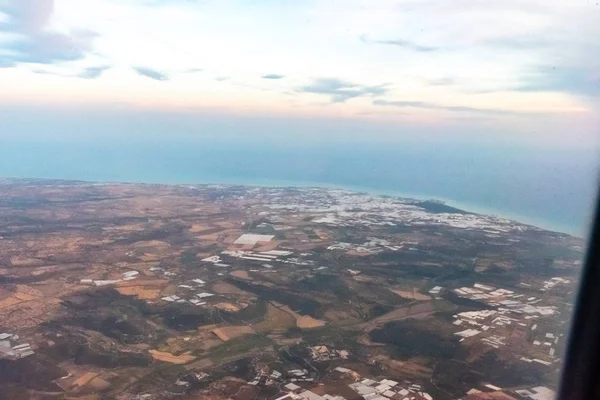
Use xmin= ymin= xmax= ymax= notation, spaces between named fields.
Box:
xmin=557 ymin=186 xmax=600 ymax=400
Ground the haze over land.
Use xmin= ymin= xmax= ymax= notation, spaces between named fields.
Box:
xmin=0 ymin=134 xmax=597 ymax=236
xmin=1 ymin=0 xmax=599 ymax=236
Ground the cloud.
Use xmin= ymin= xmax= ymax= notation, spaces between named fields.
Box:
xmin=373 ymin=99 xmax=518 ymax=115
xmin=262 ymin=73 xmax=285 ymax=80
xmin=360 ymin=35 xmax=439 ymax=52
xmin=183 ymin=67 xmax=203 ymax=73
xmin=215 ymin=76 xmax=229 ymax=81
xmin=299 ymin=78 xmax=389 ymax=103
xmin=133 ymin=66 xmax=169 ymax=81
xmin=515 ymin=66 xmax=600 ymax=98
xmin=0 ymin=0 xmax=98 ymax=65
xmin=78 ymin=65 xmax=110 ymax=79
xmin=31 ymin=64 xmax=110 ymax=79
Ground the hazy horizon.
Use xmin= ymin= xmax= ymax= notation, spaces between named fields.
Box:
xmin=1 ymin=134 xmax=598 ymax=237
xmin=1 ymin=0 xmax=599 ymax=236
xmin=1 ymin=0 xmax=599 ymax=148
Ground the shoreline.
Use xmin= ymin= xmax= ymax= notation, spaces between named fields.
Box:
xmin=2 ymin=175 xmax=582 ymax=238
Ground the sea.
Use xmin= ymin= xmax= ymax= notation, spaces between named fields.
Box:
xmin=0 ymin=137 xmax=598 ymax=237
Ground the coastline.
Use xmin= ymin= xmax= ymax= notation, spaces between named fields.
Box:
xmin=2 ymin=175 xmax=583 ymax=237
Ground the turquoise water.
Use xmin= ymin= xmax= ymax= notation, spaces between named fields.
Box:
xmin=0 ymin=137 xmax=597 ymax=237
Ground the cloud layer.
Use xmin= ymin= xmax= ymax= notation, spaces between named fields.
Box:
xmin=299 ymin=78 xmax=389 ymax=103
xmin=360 ymin=35 xmax=439 ymax=52
xmin=0 ymin=0 xmax=597 ymax=133
xmin=262 ymin=74 xmax=285 ymax=80
xmin=0 ymin=0 xmax=97 ymax=66
xmin=133 ymin=66 xmax=169 ymax=81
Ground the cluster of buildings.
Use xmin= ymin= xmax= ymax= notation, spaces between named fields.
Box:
xmin=348 ymin=378 xmax=434 ymax=400
xmin=161 ymin=291 xmax=214 ymax=305
xmin=247 ymin=367 xmax=314 ymax=387
xmin=234 ymin=234 xmax=275 ymax=246
xmin=462 ymin=384 xmax=556 ymax=400
xmin=0 ymin=332 xmax=34 ymax=359
xmin=272 ymin=371 xmax=436 ymax=400
xmin=224 ymin=249 xmax=293 ymax=263
xmin=248 ymin=368 xmax=285 ymax=386
xmin=160 ymin=276 xmax=214 ymax=305
xmin=451 ymin=283 xmax=563 ymax=366
xmin=540 ymin=277 xmax=570 ymax=291
xmin=80 ymin=270 xmax=140 ymax=286
xmin=309 ymin=345 xmax=349 ymax=361
xmin=327 ymin=238 xmax=402 ymax=254
xmin=202 ymin=248 xmax=314 ymax=270
xmin=514 ymin=386 xmax=555 ymax=400
xmin=453 ymin=284 xmax=556 ymax=316
xmin=275 ymin=388 xmax=343 ymax=400
xmin=200 ymin=255 xmax=230 ymax=267
xmin=428 ymin=286 xmax=442 ymax=299
xmin=265 ymin=189 xmax=528 ymax=234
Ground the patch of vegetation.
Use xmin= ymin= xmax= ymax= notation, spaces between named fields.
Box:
xmin=416 ymin=201 xmax=471 ymax=215
xmin=370 ymin=320 xmax=467 ymax=360
xmin=226 ymin=278 xmax=325 ymax=318
xmin=180 ymin=249 xmax=197 ymax=265
xmin=208 ymin=335 xmax=273 ymax=362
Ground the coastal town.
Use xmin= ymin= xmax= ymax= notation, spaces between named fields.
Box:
xmin=0 ymin=179 xmax=583 ymax=399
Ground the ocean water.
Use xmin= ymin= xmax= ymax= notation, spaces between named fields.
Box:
xmin=0 ymin=137 xmax=598 ymax=237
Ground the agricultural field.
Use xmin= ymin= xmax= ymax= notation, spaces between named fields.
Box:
xmin=0 ymin=179 xmax=583 ymax=400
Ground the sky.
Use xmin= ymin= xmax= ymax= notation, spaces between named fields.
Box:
xmin=0 ymin=0 xmax=599 ymax=147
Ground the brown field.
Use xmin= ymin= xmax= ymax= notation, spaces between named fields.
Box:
xmin=275 ymin=304 xmax=327 ymax=329
xmin=0 ymin=288 xmax=13 ymax=300
xmin=87 ymin=376 xmax=110 ymax=390
xmin=391 ymin=288 xmax=431 ymax=301
xmin=253 ymin=302 xmax=297 ymax=333
xmin=114 ymin=261 xmax=160 ymax=269
xmin=189 ymin=224 xmax=211 ymax=233
xmin=361 ymin=302 xmax=437 ymax=328
xmin=72 ymin=372 xmax=99 ymax=387
xmin=157 ymin=337 xmax=182 ymax=354
xmin=197 ymin=232 xmax=223 ymax=241
xmin=0 ymin=285 xmax=43 ymax=309
xmin=161 ymin=283 xmax=177 ymax=296
xmin=25 ymin=236 xmax=84 ymax=252
xmin=381 ymin=357 xmax=432 ymax=379
xmin=297 ymin=315 xmax=327 ymax=328
xmin=102 ymin=224 xmax=145 ymax=232
xmin=117 ymin=278 xmax=168 ymax=287
xmin=184 ymin=358 xmax=214 ymax=371
xmin=139 ymin=253 xmax=160 ymax=262
xmin=253 ymin=241 xmax=281 ymax=252
xmin=324 ymin=309 xmax=362 ymax=325
xmin=230 ymin=270 xmax=251 ymax=280
xmin=212 ymin=282 xmax=253 ymax=296
xmin=214 ymin=302 xmax=245 ymax=312
xmin=149 ymin=349 xmax=196 ymax=364
xmin=133 ymin=240 xmax=170 ymax=249
xmin=212 ymin=325 xmax=255 ymax=342
xmin=9 ymin=256 xmax=45 ymax=266
xmin=198 ymin=323 xmax=220 ymax=332
xmin=116 ymin=286 xmax=162 ymax=300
